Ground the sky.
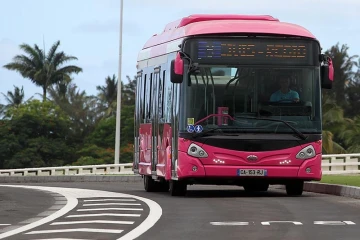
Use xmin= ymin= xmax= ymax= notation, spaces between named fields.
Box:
xmin=0 ymin=0 xmax=359 ymax=103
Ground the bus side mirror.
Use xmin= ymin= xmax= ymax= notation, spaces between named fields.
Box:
xmin=170 ymin=52 xmax=184 ymax=83
xmin=321 ymin=56 xmax=334 ymax=89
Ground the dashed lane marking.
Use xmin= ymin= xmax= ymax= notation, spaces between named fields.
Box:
xmin=66 ymin=213 xmax=141 ymax=218
xmin=82 ymin=203 xmax=141 ymax=206
xmin=83 ymin=199 xmax=136 ymax=202
xmin=50 ymin=220 xmax=134 ymax=225
xmin=25 ymin=228 xmax=124 ymax=234
xmin=0 ymin=185 xmax=162 ymax=240
xmin=77 ymin=208 xmax=143 ymax=212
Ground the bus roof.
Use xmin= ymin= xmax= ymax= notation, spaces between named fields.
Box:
xmin=142 ymin=14 xmax=317 ymax=49
xmin=137 ymin=14 xmax=318 ymax=63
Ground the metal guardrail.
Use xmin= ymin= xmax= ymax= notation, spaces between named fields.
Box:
xmin=0 ymin=154 xmax=359 ymax=177
xmin=0 ymin=163 xmax=134 ymax=176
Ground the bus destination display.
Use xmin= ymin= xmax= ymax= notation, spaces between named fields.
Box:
xmin=192 ymin=39 xmax=314 ymax=65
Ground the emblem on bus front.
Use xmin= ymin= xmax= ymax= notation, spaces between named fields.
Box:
xmin=247 ymin=155 xmax=258 ymax=161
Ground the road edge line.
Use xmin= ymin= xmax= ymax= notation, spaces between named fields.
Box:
xmin=0 ymin=185 xmax=78 ymax=239
xmin=0 ymin=175 xmax=142 ymax=183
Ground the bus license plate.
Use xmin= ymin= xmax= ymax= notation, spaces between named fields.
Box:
xmin=237 ymin=169 xmax=267 ymax=176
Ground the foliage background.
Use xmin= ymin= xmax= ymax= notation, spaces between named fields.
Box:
xmin=0 ymin=41 xmax=359 ymax=168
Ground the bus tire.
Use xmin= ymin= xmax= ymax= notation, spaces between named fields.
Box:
xmin=285 ymin=181 xmax=304 ymax=196
xmin=169 ymin=180 xmax=187 ymax=196
xmin=144 ymin=175 xmax=157 ymax=192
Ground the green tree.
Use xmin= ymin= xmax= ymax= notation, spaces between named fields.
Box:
xmin=0 ymin=100 xmax=74 ymax=168
xmin=3 ymin=40 xmax=82 ymax=101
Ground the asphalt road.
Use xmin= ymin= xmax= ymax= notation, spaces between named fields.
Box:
xmin=0 ymin=186 xmax=56 ymax=233
xmin=1 ymin=182 xmax=360 ymax=240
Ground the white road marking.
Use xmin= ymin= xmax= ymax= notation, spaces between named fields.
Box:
xmin=314 ymin=221 xmax=356 ymax=225
xmin=83 ymin=199 xmax=136 ymax=202
xmin=50 ymin=220 xmax=134 ymax=225
xmin=343 ymin=221 xmax=356 ymax=225
xmin=210 ymin=220 xmax=357 ymax=226
xmin=30 ymin=238 xmax=91 ymax=240
xmin=210 ymin=222 xmax=249 ymax=225
xmin=67 ymin=213 xmax=141 ymax=218
xmin=0 ymin=185 xmax=162 ymax=240
xmin=26 ymin=228 xmax=124 ymax=234
xmin=77 ymin=208 xmax=143 ymax=212
xmin=83 ymin=203 xmax=141 ymax=206
xmin=261 ymin=221 xmax=303 ymax=225
xmin=0 ymin=225 xmax=11 ymax=226
xmin=0 ymin=187 xmax=78 ymax=239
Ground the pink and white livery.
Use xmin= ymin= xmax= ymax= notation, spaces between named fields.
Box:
xmin=133 ymin=14 xmax=334 ymax=196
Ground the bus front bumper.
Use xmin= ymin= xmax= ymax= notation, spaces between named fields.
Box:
xmin=176 ymin=151 xmax=322 ymax=182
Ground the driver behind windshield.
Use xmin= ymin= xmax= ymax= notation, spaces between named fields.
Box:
xmin=270 ymin=75 xmax=299 ymax=102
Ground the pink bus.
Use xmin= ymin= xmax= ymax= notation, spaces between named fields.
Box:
xmin=133 ymin=14 xmax=334 ymax=196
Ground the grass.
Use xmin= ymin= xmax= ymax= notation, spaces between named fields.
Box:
xmin=320 ymin=175 xmax=360 ymax=187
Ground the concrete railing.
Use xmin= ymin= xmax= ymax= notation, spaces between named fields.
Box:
xmin=0 ymin=153 xmax=359 ymax=177
xmin=0 ymin=163 xmax=134 ymax=176
xmin=322 ymin=153 xmax=360 ymax=175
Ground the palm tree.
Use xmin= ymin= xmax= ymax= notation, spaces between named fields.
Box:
xmin=321 ymin=94 xmax=348 ymax=154
xmin=122 ymin=75 xmax=136 ymax=105
xmin=0 ymin=85 xmax=33 ymax=115
xmin=338 ymin=116 xmax=360 ymax=153
xmin=48 ymin=82 xmax=103 ymax=142
xmin=95 ymin=74 xmax=137 ymax=118
xmin=96 ymin=74 xmax=118 ymax=117
xmin=324 ymin=43 xmax=358 ymax=108
xmin=3 ymin=40 xmax=82 ymax=101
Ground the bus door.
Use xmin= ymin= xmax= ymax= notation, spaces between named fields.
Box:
xmin=156 ymin=69 xmax=166 ymax=176
xmin=139 ymin=72 xmax=152 ymax=174
xmin=171 ymin=80 xmax=180 ymax=179
xmin=151 ymin=67 xmax=161 ymax=176
xmin=133 ymin=70 xmax=142 ymax=173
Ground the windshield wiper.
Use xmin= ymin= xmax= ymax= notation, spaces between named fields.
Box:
xmin=234 ymin=115 xmax=307 ymax=140
xmin=191 ymin=127 xmax=264 ymax=139
xmin=190 ymin=114 xmax=307 ymax=140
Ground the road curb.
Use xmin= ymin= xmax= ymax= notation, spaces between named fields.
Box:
xmin=0 ymin=175 xmax=143 ymax=183
xmin=304 ymin=182 xmax=360 ymax=199
xmin=274 ymin=182 xmax=360 ymax=199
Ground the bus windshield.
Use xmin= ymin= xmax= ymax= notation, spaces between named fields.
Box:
xmin=179 ymin=66 xmax=322 ymax=135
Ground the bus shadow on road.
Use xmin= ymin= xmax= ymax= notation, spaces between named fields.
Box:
xmin=182 ymin=188 xmax=312 ymax=198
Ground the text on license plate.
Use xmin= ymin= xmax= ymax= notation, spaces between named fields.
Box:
xmin=237 ymin=169 xmax=267 ymax=176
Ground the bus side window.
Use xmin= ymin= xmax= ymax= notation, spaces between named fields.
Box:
xmin=142 ymin=74 xmax=147 ymax=121
xmin=148 ymin=73 xmax=153 ymax=120
xmin=160 ymin=70 xmax=166 ymax=119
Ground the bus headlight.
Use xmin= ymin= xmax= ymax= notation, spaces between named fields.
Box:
xmin=187 ymin=143 xmax=208 ymax=158
xmin=296 ymin=145 xmax=315 ymax=159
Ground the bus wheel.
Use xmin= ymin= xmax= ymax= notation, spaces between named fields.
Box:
xmin=169 ymin=180 xmax=187 ymax=196
xmin=144 ymin=175 xmax=157 ymax=192
xmin=285 ymin=181 xmax=304 ymax=196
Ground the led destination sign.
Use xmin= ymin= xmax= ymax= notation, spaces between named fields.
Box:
xmin=189 ymin=38 xmax=316 ymax=65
